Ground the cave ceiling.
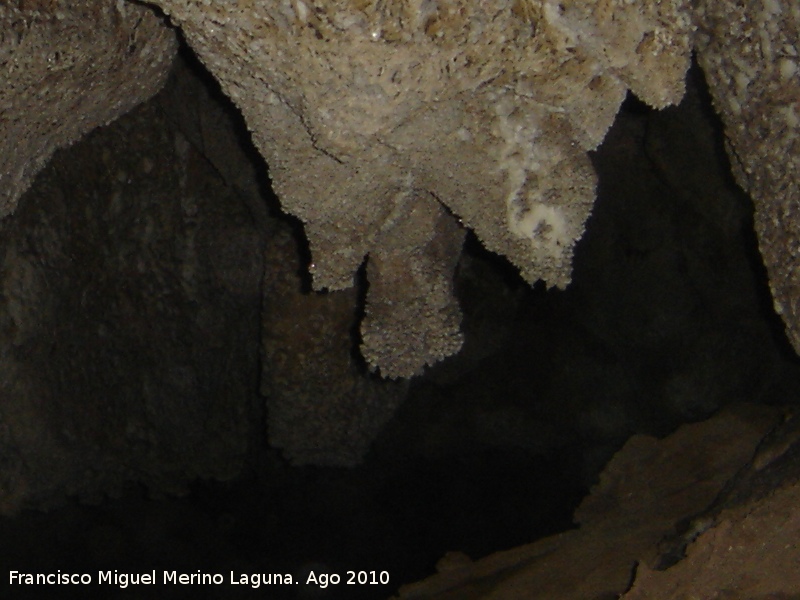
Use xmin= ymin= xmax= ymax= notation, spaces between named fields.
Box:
xmin=0 ymin=0 xmax=797 ymax=470
xmin=1 ymin=0 xmax=796 ymax=379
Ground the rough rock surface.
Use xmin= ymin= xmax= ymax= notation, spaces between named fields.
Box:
xmin=391 ymin=404 xmax=784 ymax=600
xmin=623 ymin=411 xmax=800 ymax=599
xmin=160 ymin=54 xmax=411 ymax=467
xmin=0 ymin=0 xmax=795 ymax=382
xmin=0 ymin=0 xmax=796 ymax=490
xmin=0 ymin=79 xmax=263 ymax=514
xmin=0 ymin=0 xmax=176 ymax=218
xmin=694 ymin=0 xmax=800 ymax=356
xmin=146 ymin=0 xmax=694 ymax=377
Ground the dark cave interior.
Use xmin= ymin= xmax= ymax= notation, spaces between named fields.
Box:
xmin=0 ymin=45 xmax=798 ymax=600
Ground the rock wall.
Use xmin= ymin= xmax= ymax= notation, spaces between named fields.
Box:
xmin=0 ymin=0 xmax=176 ymax=218
xmin=391 ymin=404 xmax=785 ymax=600
xmin=694 ymin=0 xmax=800 ymax=355
xmin=0 ymin=76 xmax=262 ymax=513
xmin=2 ymin=1 xmax=796 ymax=380
xmin=0 ymin=0 xmax=797 ymax=473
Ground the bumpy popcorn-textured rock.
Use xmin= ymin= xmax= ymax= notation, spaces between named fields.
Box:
xmin=361 ymin=191 xmax=465 ymax=378
xmin=148 ymin=0 xmax=694 ymax=377
xmin=0 ymin=0 xmax=177 ymax=218
xmin=694 ymin=0 xmax=800 ymax=355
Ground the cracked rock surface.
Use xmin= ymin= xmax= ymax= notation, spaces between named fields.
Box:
xmin=145 ymin=0 xmax=694 ymax=377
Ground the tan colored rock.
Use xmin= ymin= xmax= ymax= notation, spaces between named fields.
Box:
xmin=1 ymin=0 xmax=795 ymax=384
xmin=622 ymin=413 xmax=800 ymax=599
xmin=161 ymin=55 xmax=409 ymax=465
xmin=361 ymin=191 xmax=465 ymax=378
xmin=622 ymin=480 xmax=800 ymax=600
xmin=392 ymin=404 xmax=782 ymax=600
xmin=0 ymin=0 xmax=177 ymax=218
xmin=694 ymin=0 xmax=800 ymax=354
xmin=147 ymin=0 xmax=694 ymax=377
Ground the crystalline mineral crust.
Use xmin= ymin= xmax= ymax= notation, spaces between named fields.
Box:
xmin=147 ymin=0 xmax=695 ymax=377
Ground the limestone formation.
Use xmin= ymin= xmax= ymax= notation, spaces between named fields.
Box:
xmin=146 ymin=0 xmax=694 ymax=377
xmin=0 ymin=0 xmax=797 ymax=471
xmin=694 ymin=0 xmax=800 ymax=355
xmin=160 ymin=55 xmax=409 ymax=467
xmin=1 ymin=0 xmax=796 ymax=382
xmin=0 ymin=92 xmax=261 ymax=514
xmin=0 ymin=0 xmax=177 ymax=218
xmin=392 ymin=404 xmax=784 ymax=600
xmin=261 ymin=221 xmax=409 ymax=466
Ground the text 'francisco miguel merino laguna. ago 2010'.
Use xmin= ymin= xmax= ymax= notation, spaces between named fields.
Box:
xmin=9 ymin=569 xmax=391 ymax=589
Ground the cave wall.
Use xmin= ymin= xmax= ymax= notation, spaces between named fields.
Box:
xmin=0 ymin=2 xmax=795 ymax=378
xmin=0 ymin=2 xmax=797 ymax=596
xmin=694 ymin=1 xmax=800 ymax=356
xmin=0 ymin=0 xmax=797 ymax=483
xmin=392 ymin=403 xmax=798 ymax=600
xmin=0 ymin=0 xmax=176 ymax=218
xmin=0 ymin=66 xmax=263 ymax=513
